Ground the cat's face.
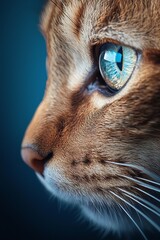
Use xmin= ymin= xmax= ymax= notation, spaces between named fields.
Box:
xmin=21 ymin=0 xmax=160 ymax=234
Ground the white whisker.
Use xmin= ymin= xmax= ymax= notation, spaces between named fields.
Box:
xmin=110 ymin=191 xmax=160 ymax=232
xmin=118 ymin=203 xmax=148 ymax=240
xmin=133 ymin=187 xmax=160 ymax=203
xmin=137 ymin=177 xmax=160 ymax=186
xmin=119 ymin=188 xmax=160 ymax=214
xmin=118 ymin=189 xmax=160 ymax=217
xmin=105 ymin=161 xmax=160 ymax=182
xmin=119 ymin=175 xmax=160 ymax=192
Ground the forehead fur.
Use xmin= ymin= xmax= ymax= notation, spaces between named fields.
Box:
xmin=41 ymin=0 xmax=160 ymax=50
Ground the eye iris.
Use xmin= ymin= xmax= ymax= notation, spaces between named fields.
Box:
xmin=99 ymin=43 xmax=137 ymax=91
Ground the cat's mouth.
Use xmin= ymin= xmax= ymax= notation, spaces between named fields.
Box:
xmin=37 ymin=172 xmax=113 ymax=207
xmin=36 ymin=169 xmax=129 ymax=206
xmin=36 ymin=162 xmax=160 ymax=209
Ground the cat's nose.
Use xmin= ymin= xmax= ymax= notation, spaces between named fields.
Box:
xmin=21 ymin=146 xmax=53 ymax=174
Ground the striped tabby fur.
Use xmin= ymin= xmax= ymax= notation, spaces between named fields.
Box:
xmin=22 ymin=0 xmax=160 ymax=238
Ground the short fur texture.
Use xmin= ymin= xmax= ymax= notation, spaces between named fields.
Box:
xmin=22 ymin=0 xmax=160 ymax=238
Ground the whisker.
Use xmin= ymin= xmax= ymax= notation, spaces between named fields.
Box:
xmin=119 ymin=175 xmax=160 ymax=192
xmin=133 ymin=187 xmax=160 ymax=203
xmin=105 ymin=161 xmax=160 ymax=182
xmin=118 ymin=203 xmax=148 ymax=240
xmin=137 ymin=177 xmax=160 ymax=186
xmin=118 ymin=188 xmax=160 ymax=216
xmin=91 ymin=201 xmax=103 ymax=217
xmin=124 ymin=193 xmax=160 ymax=217
xmin=110 ymin=191 xmax=160 ymax=232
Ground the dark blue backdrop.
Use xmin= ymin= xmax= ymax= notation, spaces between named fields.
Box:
xmin=1 ymin=1 xmax=159 ymax=240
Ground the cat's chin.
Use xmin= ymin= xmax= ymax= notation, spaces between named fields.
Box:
xmin=37 ymin=174 xmax=128 ymax=229
xmin=80 ymin=203 xmax=146 ymax=234
xmin=36 ymin=173 xmax=138 ymax=232
xmin=36 ymin=173 xmax=155 ymax=235
xmin=36 ymin=173 xmax=123 ymax=231
xmin=80 ymin=204 xmax=125 ymax=231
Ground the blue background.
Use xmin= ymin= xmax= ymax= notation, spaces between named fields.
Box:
xmin=1 ymin=1 xmax=159 ymax=240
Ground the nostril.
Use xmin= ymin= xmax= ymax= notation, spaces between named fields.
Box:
xmin=21 ymin=146 xmax=53 ymax=174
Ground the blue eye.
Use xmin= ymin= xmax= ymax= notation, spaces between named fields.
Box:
xmin=99 ymin=43 xmax=137 ymax=91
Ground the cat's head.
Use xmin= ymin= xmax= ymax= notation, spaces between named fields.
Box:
xmin=21 ymin=0 xmax=160 ymax=233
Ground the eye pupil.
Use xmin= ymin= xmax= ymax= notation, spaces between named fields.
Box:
xmin=116 ymin=47 xmax=123 ymax=71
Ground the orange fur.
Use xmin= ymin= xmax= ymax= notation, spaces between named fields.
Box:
xmin=21 ymin=0 xmax=160 ymax=234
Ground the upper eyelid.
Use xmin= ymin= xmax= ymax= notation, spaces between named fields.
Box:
xmin=90 ymin=37 xmax=123 ymax=47
xmin=90 ymin=38 xmax=142 ymax=54
xmin=90 ymin=39 xmax=142 ymax=65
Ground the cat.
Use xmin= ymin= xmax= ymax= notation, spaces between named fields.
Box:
xmin=21 ymin=0 xmax=160 ymax=239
